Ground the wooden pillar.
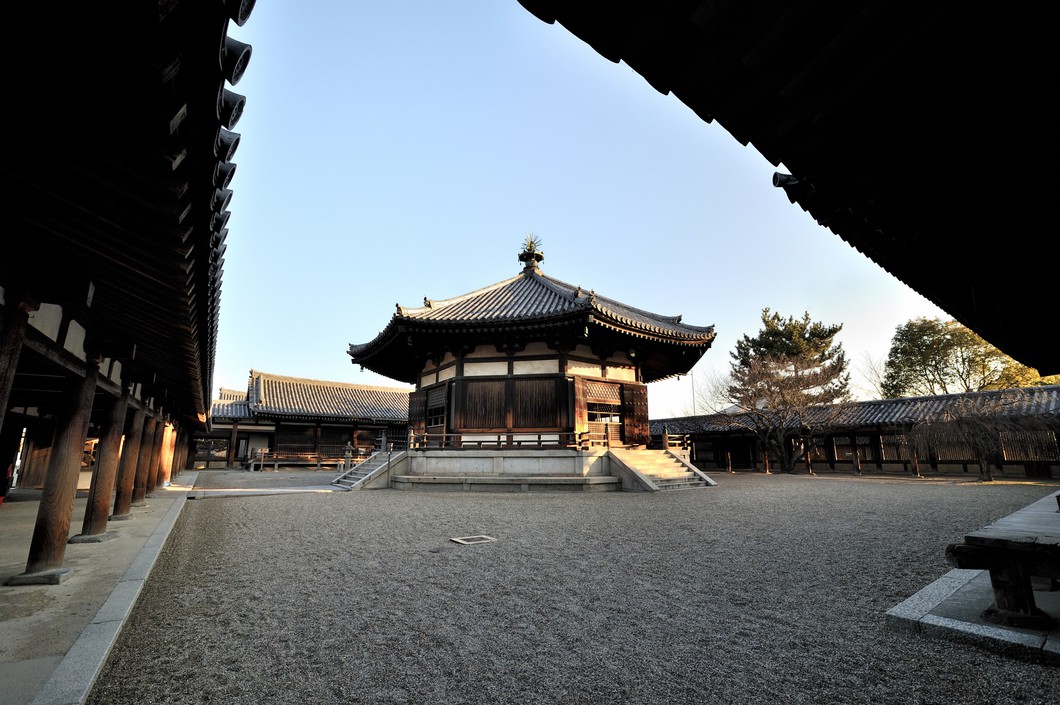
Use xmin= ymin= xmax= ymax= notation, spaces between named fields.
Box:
xmin=171 ymin=430 xmax=185 ymax=477
xmin=145 ymin=413 xmax=166 ymax=496
xmin=77 ymin=384 xmax=130 ymax=537
xmin=0 ymin=417 xmax=25 ymax=504
xmin=14 ymin=360 xmax=98 ymax=581
xmin=158 ymin=420 xmax=176 ymax=486
xmin=132 ymin=413 xmax=157 ymax=505
xmin=112 ymin=404 xmax=146 ymax=518
xmin=179 ymin=430 xmax=191 ymax=473
xmin=16 ymin=426 xmax=43 ymax=488
xmin=0 ymin=294 xmax=38 ymax=437
xmin=153 ymin=420 xmax=168 ymax=488
xmin=314 ymin=423 xmax=322 ymax=469
xmin=227 ymin=419 xmax=239 ymax=466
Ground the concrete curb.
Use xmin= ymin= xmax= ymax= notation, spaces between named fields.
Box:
xmin=29 ymin=481 xmax=194 ymax=705
xmin=885 ymin=568 xmax=1060 ymax=666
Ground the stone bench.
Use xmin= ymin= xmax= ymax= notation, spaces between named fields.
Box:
xmin=945 ymin=490 xmax=1060 ymax=630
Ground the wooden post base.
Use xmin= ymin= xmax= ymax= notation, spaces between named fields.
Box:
xmin=5 ymin=568 xmax=72 ymax=586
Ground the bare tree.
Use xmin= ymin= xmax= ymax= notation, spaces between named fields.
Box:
xmin=856 ymin=351 xmax=888 ymax=400
xmin=907 ymin=391 xmax=1060 ymax=482
xmin=683 ymin=367 xmax=733 ymax=416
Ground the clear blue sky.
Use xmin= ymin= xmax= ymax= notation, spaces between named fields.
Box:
xmin=216 ymin=2 xmax=946 ymax=418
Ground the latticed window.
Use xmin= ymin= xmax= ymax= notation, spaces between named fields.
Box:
xmin=587 ymin=402 xmax=621 ymax=424
xmin=1000 ymin=430 xmax=1059 ymax=461
xmin=585 ymin=380 xmax=622 ymax=404
xmin=277 ymin=428 xmax=314 ymax=454
xmin=879 ymin=433 xmax=909 ymax=461
xmin=195 ymin=437 xmax=228 ymax=460
xmin=426 ymin=385 xmax=447 ymax=430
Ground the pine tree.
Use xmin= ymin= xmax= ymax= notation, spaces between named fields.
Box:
xmin=725 ymin=309 xmax=851 ymax=473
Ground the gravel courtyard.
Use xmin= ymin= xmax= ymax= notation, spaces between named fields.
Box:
xmin=86 ymin=471 xmax=1059 ymax=705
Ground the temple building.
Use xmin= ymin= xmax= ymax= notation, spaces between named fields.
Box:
xmin=194 ymin=370 xmax=410 ymax=469
xmin=344 ymin=240 xmax=718 ymax=492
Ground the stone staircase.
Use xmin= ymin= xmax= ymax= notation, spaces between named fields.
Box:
xmin=609 ymin=449 xmax=715 ymax=490
xmin=331 ymin=450 xmax=404 ymax=490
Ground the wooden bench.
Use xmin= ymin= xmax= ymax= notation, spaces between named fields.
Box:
xmin=945 ymin=490 xmax=1060 ymax=630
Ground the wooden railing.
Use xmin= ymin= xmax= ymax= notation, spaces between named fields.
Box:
xmin=653 ymin=433 xmax=690 ymax=451
xmin=408 ymin=431 xmax=597 ymax=451
xmin=247 ymin=448 xmax=355 ymax=471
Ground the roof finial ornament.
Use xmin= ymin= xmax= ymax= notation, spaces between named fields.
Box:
xmin=518 ymin=233 xmax=544 ymax=270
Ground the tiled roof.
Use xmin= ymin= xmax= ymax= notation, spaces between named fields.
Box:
xmin=650 ymin=386 xmax=1060 ymax=435
xmin=211 ymin=393 xmax=250 ymax=421
xmin=392 ymin=264 xmax=715 ymax=341
xmin=348 ymin=254 xmax=717 ymax=385
xmin=210 ymin=371 xmax=411 ymax=422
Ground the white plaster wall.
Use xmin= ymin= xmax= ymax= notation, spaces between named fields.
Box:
xmin=513 ymin=359 xmax=559 ymax=375
xmin=465 ymin=346 xmax=497 ymax=358
xmin=606 ymin=365 xmax=636 ymax=381
xmin=521 ymin=342 xmax=552 ymax=356
xmin=247 ymin=433 xmax=272 ymax=455
xmin=464 ymin=361 xmax=508 ymax=377
xmin=64 ymin=319 xmax=87 ymax=360
xmin=28 ymin=303 xmax=62 ymax=341
xmin=438 ymin=366 xmax=456 ymax=382
xmin=566 ymin=360 xmax=601 ymax=377
xmin=420 ymin=371 xmax=438 ymax=387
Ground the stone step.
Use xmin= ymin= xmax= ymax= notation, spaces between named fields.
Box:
xmin=643 ymin=472 xmax=699 ymax=481
xmin=391 ymin=475 xmax=622 ymax=493
xmin=653 ymin=479 xmax=708 ymax=490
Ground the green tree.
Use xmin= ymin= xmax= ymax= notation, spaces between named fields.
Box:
xmin=881 ymin=318 xmax=1052 ymax=399
xmin=725 ymin=309 xmax=851 ymax=473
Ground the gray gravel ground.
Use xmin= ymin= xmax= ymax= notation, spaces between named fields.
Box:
xmin=86 ymin=470 xmax=1060 ymax=705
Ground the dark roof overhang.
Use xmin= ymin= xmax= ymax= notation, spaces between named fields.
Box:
xmin=4 ymin=1 xmax=259 ymax=431
xmin=516 ymin=1 xmax=1056 ymax=376
xmin=350 ymin=309 xmax=715 ymax=384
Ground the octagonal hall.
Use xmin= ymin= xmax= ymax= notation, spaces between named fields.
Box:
xmin=347 ymin=241 xmax=718 ymax=491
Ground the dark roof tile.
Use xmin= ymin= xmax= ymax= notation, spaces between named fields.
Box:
xmin=651 ymin=386 xmax=1060 ymax=434
xmin=211 ymin=371 xmax=410 ymax=423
